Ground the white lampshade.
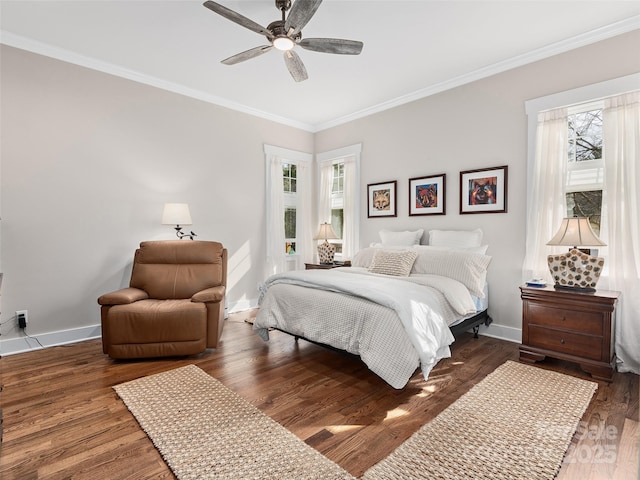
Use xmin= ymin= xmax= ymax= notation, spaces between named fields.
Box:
xmin=547 ymin=217 xmax=606 ymax=247
xmin=161 ymin=203 xmax=192 ymax=226
xmin=314 ymin=222 xmax=338 ymax=241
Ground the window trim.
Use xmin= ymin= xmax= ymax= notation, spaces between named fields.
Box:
xmin=264 ymin=144 xmax=312 ymax=268
xmin=525 ymin=73 xmax=639 ymax=219
xmin=317 ymin=144 xmax=362 ymax=259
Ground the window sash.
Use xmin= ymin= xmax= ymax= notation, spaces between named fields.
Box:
xmin=566 ymin=158 xmax=604 ymax=192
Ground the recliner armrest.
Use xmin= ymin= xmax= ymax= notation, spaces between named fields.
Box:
xmin=191 ymin=285 xmax=226 ymax=303
xmin=98 ymin=287 xmax=149 ymax=306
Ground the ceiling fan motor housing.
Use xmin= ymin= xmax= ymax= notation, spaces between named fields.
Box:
xmin=268 ymin=20 xmax=301 ymax=41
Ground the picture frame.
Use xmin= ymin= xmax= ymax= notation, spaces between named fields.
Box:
xmin=409 ymin=173 xmax=446 ymax=216
xmin=459 ymin=165 xmax=508 ymax=214
xmin=367 ymin=180 xmax=397 ymax=217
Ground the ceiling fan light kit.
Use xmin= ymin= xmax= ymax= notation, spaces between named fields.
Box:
xmin=273 ymin=36 xmax=295 ymax=51
xmin=203 ymin=0 xmax=363 ymax=82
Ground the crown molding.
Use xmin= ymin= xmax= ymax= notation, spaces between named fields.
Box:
xmin=314 ymin=15 xmax=640 ymax=132
xmin=2 ymin=15 xmax=638 ymax=134
xmin=0 ymin=30 xmax=316 ymax=133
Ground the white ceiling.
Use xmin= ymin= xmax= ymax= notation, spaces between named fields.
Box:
xmin=1 ymin=1 xmax=639 ymax=131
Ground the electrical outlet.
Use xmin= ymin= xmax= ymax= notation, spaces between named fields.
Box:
xmin=16 ymin=310 xmax=28 ymax=329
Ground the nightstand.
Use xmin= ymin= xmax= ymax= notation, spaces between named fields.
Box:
xmin=519 ymin=285 xmax=619 ymax=382
xmin=304 ymin=262 xmax=349 ymax=270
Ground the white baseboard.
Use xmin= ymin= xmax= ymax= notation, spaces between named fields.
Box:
xmin=228 ymin=298 xmax=259 ymax=313
xmin=0 ymin=298 xmax=261 ymax=356
xmin=477 ymin=323 xmax=522 ymax=344
xmin=1 ymin=301 xmax=517 ymax=356
xmin=0 ymin=324 xmax=102 ymax=356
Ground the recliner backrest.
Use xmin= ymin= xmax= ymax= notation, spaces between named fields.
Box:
xmin=130 ymin=240 xmax=226 ymax=299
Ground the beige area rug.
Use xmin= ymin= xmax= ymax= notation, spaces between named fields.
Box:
xmin=114 ymin=361 xmax=597 ymax=480
xmin=114 ymin=364 xmax=355 ymax=480
xmin=362 ymin=360 xmax=598 ymax=480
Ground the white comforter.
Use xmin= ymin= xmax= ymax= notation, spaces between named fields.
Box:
xmin=254 ymin=268 xmax=476 ymax=388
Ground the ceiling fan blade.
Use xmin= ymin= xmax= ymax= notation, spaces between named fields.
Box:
xmin=203 ymin=1 xmax=273 ymax=40
xmin=285 ymin=0 xmax=323 ymax=37
xmin=221 ymin=45 xmax=273 ymax=65
xmin=298 ymin=38 xmax=363 ymax=55
xmin=283 ymin=50 xmax=308 ymax=82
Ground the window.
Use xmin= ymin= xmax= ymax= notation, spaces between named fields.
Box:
xmin=566 ymin=105 xmax=604 ymax=234
xmin=330 ymin=161 xmax=345 ymax=255
xmin=264 ymin=145 xmax=313 ymax=275
xmin=283 ymin=163 xmax=297 ymax=194
xmin=525 ymin=80 xmax=640 ymax=375
xmin=332 ymin=162 xmax=344 ymax=194
xmin=283 ymin=163 xmax=298 ymax=253
xmin=317 ymin=144 xmax=361 ymax=260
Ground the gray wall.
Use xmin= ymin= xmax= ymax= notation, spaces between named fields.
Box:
xmin=0 ymin=45 xmax=313 ymax=351
xmin=1 ymin=29 xmax=639 ymax=352
xmin=316 ymin=30 xmax=640 ymax=338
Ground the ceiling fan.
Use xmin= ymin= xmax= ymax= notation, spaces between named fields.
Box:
xmin=203 ymin=0 xmax=364 ymax=82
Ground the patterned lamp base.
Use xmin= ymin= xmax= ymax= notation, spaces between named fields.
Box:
xmin=547 ymin=248 xmax=604 ymax=292
xmin=317 ymin=240 xmax=336 ymax=264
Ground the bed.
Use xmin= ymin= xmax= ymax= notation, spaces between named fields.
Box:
xmin=253 ymin=229 xmax=493 ymax=389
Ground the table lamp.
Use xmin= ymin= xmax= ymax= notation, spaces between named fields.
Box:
xmin=314 ymin=222 xmax=338 ymax=264
xmin=162 ymin=203 xmax=197 ymax=240
xmin=546 ymin=217 xmax=606 ymax=292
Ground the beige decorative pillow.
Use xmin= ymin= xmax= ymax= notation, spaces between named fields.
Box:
xmin=368 ymin=249 xmax=418 ymax=277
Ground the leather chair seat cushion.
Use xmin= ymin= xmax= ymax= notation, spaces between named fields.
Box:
xmin=106 ymin=299 xmax=207 ymax=345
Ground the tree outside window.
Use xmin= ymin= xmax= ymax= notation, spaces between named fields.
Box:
xmin=568 ymin=110 xmax=603 ymax=163
xmin=566 ymin=108 xmax=603 ymax=234
xmin=283 ymin=163 xmax=297 ymax=193
xmin=283 ymin=163 xmax=298 ymax=253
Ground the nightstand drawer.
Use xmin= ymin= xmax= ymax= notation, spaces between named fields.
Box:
xmin=527 ymin=303 xmax=603 ymax=336
xmin=529 ymin=325 xmax=603 ymax=361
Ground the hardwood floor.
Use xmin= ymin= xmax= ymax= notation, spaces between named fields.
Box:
xmin=1 ymin=311 xmax=637 ymax=479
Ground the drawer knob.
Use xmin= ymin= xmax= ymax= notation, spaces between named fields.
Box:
xmin=560 ymin=338 xmax=566 ymax=344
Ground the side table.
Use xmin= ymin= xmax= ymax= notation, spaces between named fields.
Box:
xmin=519 ymin=284 xmax=619 ymax=381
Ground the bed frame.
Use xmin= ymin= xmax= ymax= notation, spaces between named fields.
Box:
xmin=449 ymin=309 xmax=493 ymax=338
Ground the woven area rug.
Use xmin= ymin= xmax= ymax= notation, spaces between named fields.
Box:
xmin=362 ymin=360 xmax=598 ymax=480
xmin=115 ymin=361 xmax=597 ymax=480
xmin=114 ymin=364 xmax=354 ymax=480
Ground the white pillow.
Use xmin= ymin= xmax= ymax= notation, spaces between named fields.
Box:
xmin=379 ymin=229 xmax=424 ymax=246
xmin=429 ymin=228 xmax=483 ymax=248
xmin=411 ymin=248 xmax=491 ymax=297
xmin=368 ymin=249 xmax=418 ymax=277
xmin=413 ymin=244 xmax=489 ymax=255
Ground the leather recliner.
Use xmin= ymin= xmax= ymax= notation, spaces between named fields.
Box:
xmin=98 ymin=240 xmax=227 ymax=359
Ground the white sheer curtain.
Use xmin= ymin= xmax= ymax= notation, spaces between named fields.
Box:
xmin=296 ymin=159 xmax=314 ymax=267
xmin=265 ymin=154 xmax=286 ymax=276
xmin=318 ymin=161 xmax=333 ymax=225
xmin=317 ymin=144 xmax=361 ymax=262
xmin=522 ymin=107 xmax=569 ymax=282
xmin=600 ymin=91 xmax=640 ymax=374
xmin=342 ymin=155 xmax=359 ymax=260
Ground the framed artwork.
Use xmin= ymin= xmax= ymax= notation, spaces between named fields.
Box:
xmin=409 ymin=174 xmax=446 ymax=216
xmin=367 ymin=180 xmax=397 ymax=217
xmin=459 ymin=165 xmax=508 ymax=214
